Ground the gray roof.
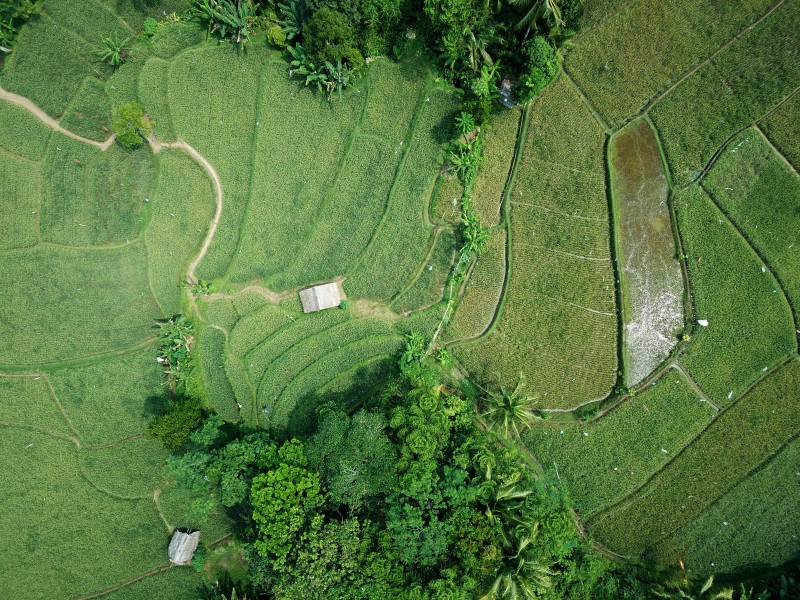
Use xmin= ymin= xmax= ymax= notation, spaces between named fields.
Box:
xmin=298 ymin=282 xmax=344 ymax=313
xmin=168 ymin=530 xmax=200 ymax=565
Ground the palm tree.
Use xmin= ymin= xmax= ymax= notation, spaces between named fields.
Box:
xmin=508 ymin=0 xmax=565 ymax=32
xmin=480 ymin=375 xmax=540 ymax=438
xmin=481 ymin=533 xmax=555 ymax=600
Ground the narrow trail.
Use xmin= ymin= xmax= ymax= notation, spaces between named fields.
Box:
xmin=72 ymin=565 xmax=173 ymax=600
xmin=0 ymin=85 xmax=115 ymax=150
xmin=149 ymin=137 xmax=223 ymax=286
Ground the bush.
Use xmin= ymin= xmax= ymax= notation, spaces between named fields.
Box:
xmin=303 ymin=7 xmax=360 ymax=68
xmin=0 ymin=0 xmax=40 ymax=49
xmin=147 ymin=395 xmax=205 ymax=450
xmin=111 ymin=102 xmax=152 ymax=148
xmin=515 ymin=36 xmax=558 ymax=103
xmin=463 ymin=95 xmax=493 ymax=127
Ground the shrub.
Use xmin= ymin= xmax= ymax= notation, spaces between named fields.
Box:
xmin=514 ymin=36 xmax=558 ymax=103
xmin=267 ymin=23 xmax=287 ymax=47
xmin=0 ymin=0 xmax=40 ymax=49
xmin=147 ymin=395 xmax=205 ymax=450
xmin=303 ymin=7 xmax=360 ymax=68
xmin=111 ymin=102 xmax=152 ymax=148
xmin=463 ymin=95 xmax=493 ymax=127
xmin=142 ymin=17 xmax=158 ymax=38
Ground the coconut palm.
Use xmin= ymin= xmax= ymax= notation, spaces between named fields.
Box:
xmin=480 ymin=375 xmax=540 ymax=438
xmin=481 ymin=533 xmax=555 ymax=600
xmin=508 ymin=0 xmax=564 ymax=31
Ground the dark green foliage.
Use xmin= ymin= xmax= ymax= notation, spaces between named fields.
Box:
xmin=147 ymin=395 xmax=205 ymax=450
xmin=515 ymin=36 xmax=558 ymax=102
xmin=302 ymin=7 xmax=362 ymax=70
xmin=97 ymin=32 xmax=131 ymax=67
xmin=191 ymin=0 xmax=256 ymax=46
xmin=156 ymin=315 xmax=195 ymax=386
xmin=0 ymin=0 xmax=40 ymax=49
xmin=307 ymin=409 xmax=397 ymax=511
xmin=142 ymin=16 xmax=158 ymax=38
xmin=111 ymin=101 xmax=152 ymax=148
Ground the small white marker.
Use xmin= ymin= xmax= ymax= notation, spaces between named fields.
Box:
xmin=698 ymin=319 xmax=709 ymax=326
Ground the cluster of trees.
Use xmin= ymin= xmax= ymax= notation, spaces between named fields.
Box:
xmin=0 ymin=0 xmax=39 ymax=52
xmin=186 ymin=0 xmax=572 ymax=106
xmin=155 ymin=337 xmax=648 ymax=599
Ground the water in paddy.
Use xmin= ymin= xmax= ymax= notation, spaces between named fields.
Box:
xmin=611 ymin=120 xmax=684 ymax=385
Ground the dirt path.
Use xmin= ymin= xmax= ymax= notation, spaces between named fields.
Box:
xmin=149 ymin=137 xmax=223 ymax=285
xmin=72 ymin=565 xmax=173 ymax=599
xmin=0 ymin=85 xmax=115 ymax=150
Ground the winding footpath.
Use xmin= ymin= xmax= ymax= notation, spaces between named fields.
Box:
xmin=0 ymin=85 xmax=224 ymax=291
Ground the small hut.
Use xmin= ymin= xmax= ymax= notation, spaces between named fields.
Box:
xmin=298 ymin=281 xmax=344 ymax=313
xmin=168 ymin=530 xmax=200 ymax=565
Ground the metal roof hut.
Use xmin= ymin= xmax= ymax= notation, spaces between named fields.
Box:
xmin=168 ymin=530 xmax=200 ymax=565
xmin=299 ymin=281 xmax=344 ymax=313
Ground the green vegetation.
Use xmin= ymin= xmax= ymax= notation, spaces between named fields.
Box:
xmin=649 ymin=0 xmax=800 ymax=185
xmin=675 ymin=186 xmax=795 ymax=404
xmin=589 ymin=359 xmax=800 ymax=557
xmin=525 ymin=370 xmax=716 ymax=518
xmin=761 ymin=91 xmax=800 ymax=169
xmin=701 ymin=129 xmax=800 ymax=318
xmin=111 ymin=101 xmax=152 ymax=147
xmin=455 ymin=77 xmax=617 ymax=409
xmin=565 ymin=0 xmax=773 ymax=127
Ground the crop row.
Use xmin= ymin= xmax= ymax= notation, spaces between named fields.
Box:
xmin=392 ymin=228 xmax=456 ymax=314
xmin=0 ymin=244 xmax=161 ymax=364
xmin=144 ymin=150 xmax=214 ymax=315
xmin=651 ymin=435 xmax=800 ymax=575
xmin=650 ymin=0 xmax=800 ymax=185
xmin=445 ymin=228 xmax=506 ymax=342
xmin=761 ymin=91 xmax=800 ymax=169
xmin=0 ymin=150 xmax=39 ymax=251
xmin=268 ymin=336 xmax=403 ymax=435
xmin=675 ymin=186 xmax=795 ymax=404
xmin=274 ymin=134 xmax=401 ymax=290
xmin=166 ymin=45 xmax=269 ymax=280
xmin=525 ymin=368 xmax=715 ymax=518
xmin=359 ymin=58 xmax=427 ymax=144
xmin=229 ymin=304 xmax=296 ymax=358
xmin=588 ymin=358 xmax=800 ymax=556
xmin=701 ymin=129 xmax=800 ymax=318
xmin=0 ymin=428 xmax=168 ymax=599
xmin=345 ymin=87 xmax=458 ymax=301
xmin=454 ymin=77 xmax=617 ymax=408
xmin=198 ymin=327 xmax=239 ymax=422
xmin=244 ymin=308 xmax=349 ymax=386
xmin=0 ymin=101 xmax=52 ymax=161
xmin=257 ymin=318 xmax=396 ymax=420
xmin=471 ymin=106 xmax=521 ymax=226
xmin=47 ymin=348 xmax=164 ymax=445
xmin=565 ymin=0 xmax=773 ymax=127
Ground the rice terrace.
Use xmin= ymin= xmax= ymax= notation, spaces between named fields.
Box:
xmin=0 ymin=0 xmax=798 ymax=598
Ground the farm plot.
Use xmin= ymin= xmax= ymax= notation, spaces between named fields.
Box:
xmin=0 ymin=428 xmax=168 ymax=599
xmin=525 ymin=369 xmax=715 ymax=518
xmin=59 ymin=76 xmax=112 ymax=141
xmin=98 ymin=567 xmax=202 ymax=600
xmin=444 ymin=228 xmax=506 ymax=342
xmin=701 ymin=129 xmax=800 ymax=317
xmin=345 ymin=87 xmax=458 ymax=301
xmin=138 ymin=57 xmax=177 ymax=141
xmin=649 ymin=0 xmax=800 ymax=185
xmin=198 ymin=327 xmax=239 ymax=423
xmin=610 ymin=119 xmax=683 ymax=385
xmin=392 ymin=228 xmax=456 ymax=314
xmin=78 ymin=436 xmax=167 ymax=499
xmin=675 ymin=186 xmax=795 ymax=404
xmin=0 ymin=100 xmax=52 ymax=161
xmin=166 ymin=45 xmax=272 ymax=280
xmin=454 ymin=77 xmax=617 ymax=408
xmin=650 ymin=435 xmax=800 ymax=575
xmin=0 ymin=244 xmax=162 ymax=365
xmin=761 ymin=91 xmax=800 ymax=169
xmin=47 ymin=348 xmax=165 ymax=445
xmin=0 ymin=150 xmax=39 ymax=250
xmin=588 ymin=358 xmax=800 ymax=557
xmin=228 ymin=60 xmax=364 ymax=285
xmin=0 ymin=376 xmax=77 ymax=439
xmin=564 ymin=0 xmax=774 ymax=127
xmin=145 ymin=150 xmax=215 ymax=315
xmin=471 ymin=106 xmax=522 ymax=226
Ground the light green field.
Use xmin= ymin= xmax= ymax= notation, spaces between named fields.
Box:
xmin=525 ymin=369 xmax=715 ymax=518
xmin=761 ymin=91 xmax=800 ymax=169
xmin=675 ymin=186 xmax=795 ymax=404
xmin=588 ymin=359 xmax=800 ymax=557
xmin=454 ymin=77 xmax=617 ymax=409
xmin=701 ymin=129 xmax=800 ymax=318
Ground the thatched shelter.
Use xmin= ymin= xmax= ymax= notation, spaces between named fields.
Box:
xmin=168 ymin=530 xmax=200 ymax=565
xmin=298 ymin=281 xmax=344 ymax=313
